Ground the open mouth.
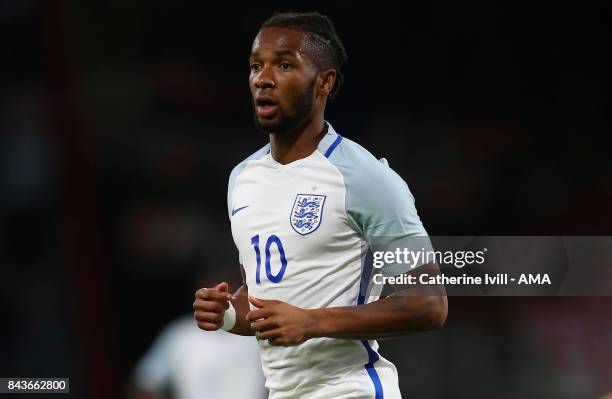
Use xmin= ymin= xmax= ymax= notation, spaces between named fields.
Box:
xmin=255 ymin=97 xmax=279 ymax=118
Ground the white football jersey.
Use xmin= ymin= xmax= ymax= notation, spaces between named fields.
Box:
xmin=228 ymin=122 xmax=427 ymax=399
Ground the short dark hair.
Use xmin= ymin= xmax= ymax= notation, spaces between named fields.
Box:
xmin=261 ymin=11 xmax=348 ymax=99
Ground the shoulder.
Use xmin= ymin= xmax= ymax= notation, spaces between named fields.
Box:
xmin=158 ymin=315 xmax=197 ymax=342
xmin=136 ymin=315 xmax=193 ymax=363
xmin=228 ymin=143 xmax=271 ymax=184
xmin=325 ymin=133 xmax=425 ymax=238
xmin=227 ymin=144 xmax=270 ymax=215
xmin=327 ymin=136 xmax=412 ymax=200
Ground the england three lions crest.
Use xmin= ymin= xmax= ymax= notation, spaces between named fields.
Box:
xmin=290 ymin=194 xmax=326 ymax=235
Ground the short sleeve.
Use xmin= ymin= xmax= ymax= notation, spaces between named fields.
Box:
xmin=227 ymin=144 xmax=270 ymax=218
xmin=327 ymin=137 xmax=431 ymax=277
xmin=347 ymin=161 xmax=426 ymax=240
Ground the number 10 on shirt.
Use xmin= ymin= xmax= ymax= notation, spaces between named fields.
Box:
xmin=251 ymin=234 xmax=288 ymax=284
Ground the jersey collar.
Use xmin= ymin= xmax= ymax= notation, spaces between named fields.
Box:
xmin=318 ymin=121 xmax=343 ymax=158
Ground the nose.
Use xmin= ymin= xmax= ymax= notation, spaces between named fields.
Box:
xmin=254 ymin=66 xmax=275 ymax=90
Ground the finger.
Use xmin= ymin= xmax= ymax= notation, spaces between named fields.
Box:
xmin=257 ymin=328 xmax=283 ymax=341
xmin=248 ymin=295 xmax=272 ymax=308
xmin=196 ymin=321 xmax=222 ymax=331
xmin=193 ymin=300 xmax=229 ymax=312
xmin=266 ymin=335 xmax=295 ymax=347
xmin=250 ymin=317 xmax=278 ymax=333
xmin=195 ymin=287 xmax=229 ymax=301
xmin=246 ymin=307 xmax=274 ymax=322
xmin=214 ymin=282 xmax=229 ymax=293
xmin=268 ymin=337 xmax=288 ymax=347
xmin=194 ymin=311 xmax=224 ymax=323
xmin=196 ymin=287 xmax=232 ymax=301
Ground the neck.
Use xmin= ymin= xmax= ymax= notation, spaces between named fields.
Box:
xmin=269 ymin=114 xmax=327 ymax=165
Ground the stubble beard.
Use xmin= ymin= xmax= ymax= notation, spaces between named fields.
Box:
xmin=253 ymin=78 xmax=316 ymax=137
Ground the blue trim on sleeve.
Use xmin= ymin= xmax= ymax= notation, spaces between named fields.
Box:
xmin=357 ymin=251 xmax=373 ymax=305
xmin=324 ymin=134 xmax=343 ymax=158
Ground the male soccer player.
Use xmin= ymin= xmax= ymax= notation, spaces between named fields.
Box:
xmin=194 ymin=12 xmax=447 ymax=399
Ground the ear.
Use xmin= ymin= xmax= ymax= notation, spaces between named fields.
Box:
xmin=317 ymin=69 xmax=336 ymax=98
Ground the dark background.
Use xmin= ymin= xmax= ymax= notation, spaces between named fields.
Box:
xmin=1 ymin=1 xmax=611 ymax=398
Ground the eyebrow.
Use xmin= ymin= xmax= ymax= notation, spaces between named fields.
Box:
xmin=250 ymin=49 xmax=298 ymax=59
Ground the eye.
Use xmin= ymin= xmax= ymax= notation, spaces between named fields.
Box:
xmin=250 ymin=63 xmax=261 ymax=72
xmin=279 ymin=62 xmax=292 ymax=71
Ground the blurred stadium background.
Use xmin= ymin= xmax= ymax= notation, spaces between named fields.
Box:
xmin=1 ymin=1 xmax=611 ymax=398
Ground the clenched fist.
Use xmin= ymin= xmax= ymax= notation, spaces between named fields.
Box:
xmin=193 ymin=282 xmax=232 ymax=331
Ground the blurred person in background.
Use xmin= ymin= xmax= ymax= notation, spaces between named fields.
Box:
xmin=127 ymin=314 xmax=266 ymax=399
xmin=127 ymin=273 xmax=267 ymax=399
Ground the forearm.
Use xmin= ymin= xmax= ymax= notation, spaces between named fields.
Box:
xmin=310 ymin=294 xmax=447 ymax=341
xmin=228 ymin=284 xmax=254 ymax=336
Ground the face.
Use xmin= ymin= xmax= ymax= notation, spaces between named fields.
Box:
xmin=249 ymin=27 xmax=319 ymax=135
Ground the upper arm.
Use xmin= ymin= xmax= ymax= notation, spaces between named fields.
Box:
xmin=346 ymin=162 xmax=426 ymax=239
xmin=345 ymin=161 xmax=431 ymax=277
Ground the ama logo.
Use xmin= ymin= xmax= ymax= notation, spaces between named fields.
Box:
xmin=290 ymin=194 xmax=326 ymax=235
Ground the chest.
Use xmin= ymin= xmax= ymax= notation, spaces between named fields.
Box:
xmin=232 ymin=161 xmax=346 ymax=243
xmin=229 ymin=158 xmax=354 ymax=289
